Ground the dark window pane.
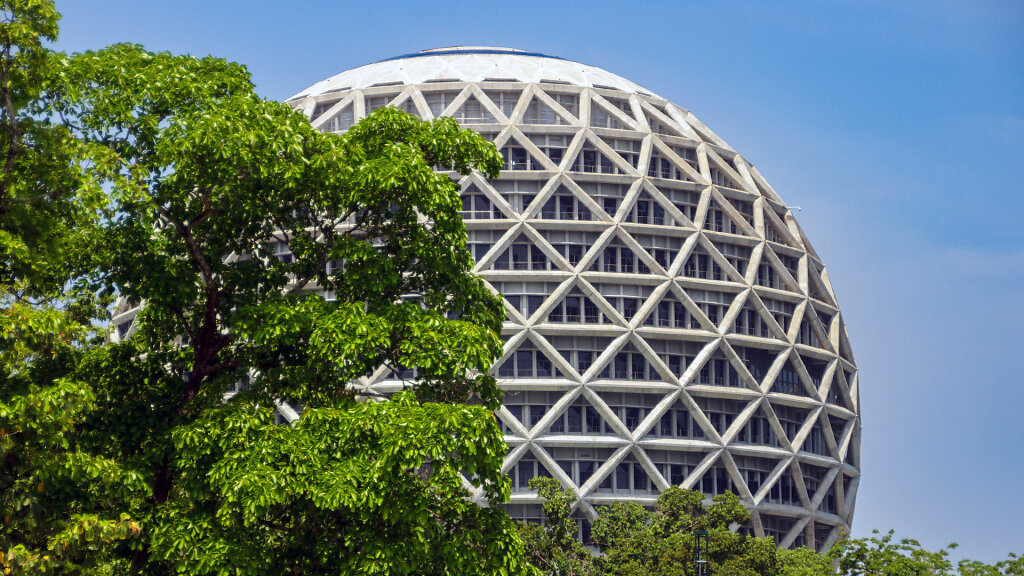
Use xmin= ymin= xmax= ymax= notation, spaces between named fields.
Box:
xmin=633 ymin=464 xmax=649 ymax=491
xmin=568 ymin=245 xmax=584 ymax=266
xmin=550 ymin=413 xmax=565 ymax=433
xmin=625 ymin=407 xmax=640 ymax=429
xmin=578 ymin=351 xmax=593 ymax=372
xmin=567 ymin=406 xmax=582 ymax=432
xmin=499 ymin=359 xmax=515 ymax=377
xmin=579 ymin=461 xmax=596 ymax=484
xmin=585 ymin=407 xmax=602 ymax=433
xmin=512 ymin=244 xmax=529 ymax=269
xmin=614 ymin=354 xmax=629 ymax=379
xmin=565 ymin=296 xmax=581 ymax=321
xmin=536 ymin=354 xmax=552 ymax=377
xmin=516 ymin=350 xmax=532 ymax=377
xmin=528 ymin=295 xmax=544 ymax=316
xmin=508 ymin=405 xmax=523 ymax=424
xmin=660 ymin=412 xmax=672 ymax=436
xmin=616 ymin=465 xmax=629 ymax=490
xmin=529 ymin=405 xmax=545 ymax=427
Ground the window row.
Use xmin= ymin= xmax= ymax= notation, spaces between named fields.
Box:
xmin=547 ymin=295 xmax=606 ymax=324
xmin=500 ymin=292 xmax=737 ymax=331
xmin=555 ymin=452 xmax=615 ymax=487
xmin=710 ymin=165 xmax=744 ymax=190
xmin=523 ymin=98 xmax=573 ymax=125
xmin=501 ymin=146 xmax=544 ymax=171
xmin=510 ymin=455 xmax=552 ymax=490
xmin=734 ymin=308 xmax=775 ymax=338
xmin=756 ymin=263 xmax=787 ymax=290
xmin=625 ymin=197 xmax=676 ymax=226
xmin=528 ymin=134 xmax=568 ymax=165
xmin=705 ymin=206 xmax=749 ymax=235
xmin=540 ymin=191 xmax=594 ymax=220
xmin=683 ymin=252 xmax=726 ymax=281
xmin=461 ymin=191 xmax=503 ymax=219
xmin=695 ymin=357 xmax=744 ymax=387
xmin=511 ymin=452 xmax=825 ymax=511
xmin=594 ymin=245 xmax=651 ymax=274
xmin=489 ymin=242 xmax=552 ymax=271
xmin=648 ymin=155 xmax=693 ymax=182
xmin=644 ymin=299 xmax=702 ymax=329
xmin=590 ymin=100 xmax=632 ymax=129
xmin=466 ymin=185 xmax=694 ymax=223
xmin=650 ymin=406 xmax=705 ymax=439
xmin=797 ymin=321 xmax=821 ymax=347
xmin=762 ymin=298 xmax=796 ymax=333
xmin=492 ymin=339 xmax=798 ymax=385
xmin=572 ymin=146 xmax=622 ymax=174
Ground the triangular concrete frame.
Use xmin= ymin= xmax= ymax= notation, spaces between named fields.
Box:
xmin=452 ymin=94 xmax=499 ymax=124
xmin=494 ymin=127 xmax=562 ymax=171
xmin=639 ymin=99 xmax=695 ymax=141
xmin=614 ymin=227 xmax=681 ymax=278
xmin=296 ymin=72 xmax=861 ymax=550
xmin=650 ymin=136 xmax=707 ymax=184
xmin=709 ymin=188 xmax=758 ymax=236
xmin=577 ymin=129 xmax=643 ymax=177
xmin=460 ymin=173 xmax=518 ymax=220
xmin=525 ymin=84 xmax=581 ymax=126
xmin=641 ymin=180 xmax=699 ymax=227
xmin=706 ymin=147 xmax=757 ymax=194
xmin=310 ymin=93 xmax=355 ymax=130
xmin=590 ymin=92 xmax=643 ymax=131
xmin=725 ymin=289 xmax=790 ymax=342
xmin=465 ymin=84 xmax=511 ymax=123
xmin=387 ymin=86 xmax=430 ymax=119
xmin=542 ymin=282 xmax=610 ymax=324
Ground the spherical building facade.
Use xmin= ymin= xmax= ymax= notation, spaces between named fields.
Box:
xmin=290 ymin=47 xmax=861 ymax=551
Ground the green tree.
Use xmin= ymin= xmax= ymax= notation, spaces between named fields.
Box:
xmin=777 ymin=546 xmax=834 ymax=576
xmin=520 ymin=481 xmax=781 ymax=576
xmin=590 ymin=487 xmax=778 ymax=576
xmin=1 ymin=1 xmax=535 ymax=574
xmin=0 ymin=1 xmax=142 ymax=573
xmin=829 ymin=530 xmax=956 ymax=576
xmin=827 ymin=531 xmax=1024 ymax=576
xmin=517 ymin=477 xmax=596 ymax=576
xmin=959 ymin=553 xmax=1024 ymax=576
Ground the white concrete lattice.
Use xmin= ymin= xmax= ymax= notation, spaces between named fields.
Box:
xmin=291 ymin=47 xmax=861 ymax=551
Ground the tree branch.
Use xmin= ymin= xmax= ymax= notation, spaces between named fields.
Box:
xmin=0 ymin=38 xmax=19 ymax=211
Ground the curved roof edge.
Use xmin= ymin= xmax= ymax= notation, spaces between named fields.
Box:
xmin=290 ymin=46 xmax=657 ymax=100
xmin=376 ymin=46 xmax=566 ymax=63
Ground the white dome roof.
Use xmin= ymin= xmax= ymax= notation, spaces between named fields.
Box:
xmin=291 ymin=46 xmax=656 ymax=100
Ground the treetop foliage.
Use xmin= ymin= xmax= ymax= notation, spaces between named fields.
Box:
xmin=522 ymin=481 xmax=1024 ymax=576
xmin=1 ymin=0 xmax=531 ymax=574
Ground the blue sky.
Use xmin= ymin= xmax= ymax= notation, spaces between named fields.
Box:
xmin=52 ymin=0 xmax=1024 ymax=563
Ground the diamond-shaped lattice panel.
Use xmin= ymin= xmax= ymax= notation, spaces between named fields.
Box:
xmin=293 ymin=47 xmax=860 ymax=552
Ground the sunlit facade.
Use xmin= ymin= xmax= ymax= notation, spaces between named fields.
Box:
xmin=290 ymin=47 xmax=861 ymax=551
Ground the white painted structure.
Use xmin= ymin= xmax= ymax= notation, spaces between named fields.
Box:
xmin=290 ymin=47 xmax=861 ymax=551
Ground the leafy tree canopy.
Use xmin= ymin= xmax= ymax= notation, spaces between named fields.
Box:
xmin=823 ymin=531 xmax=1024 ymax=576
xmin=518 ymin=477 xmax=597 ymax=576
xmin=518 ymin=481 xmax=777 ymax=576
xmin=589 ymin=487 xmax=777 ymax=576
xmin=1 ymin=1 xmax=533 ymax=574
xmin=522 ymin=484 xmax=1024 ymax=576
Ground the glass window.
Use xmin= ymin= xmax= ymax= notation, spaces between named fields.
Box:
xmin=567 ymin=406 xmax=582 ymax=433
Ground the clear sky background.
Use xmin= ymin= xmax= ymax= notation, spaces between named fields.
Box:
xmin=51 ymin=0 xmax=1024 ymax=563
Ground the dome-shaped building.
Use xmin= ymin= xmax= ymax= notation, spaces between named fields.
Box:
xmin=289 ymin=47 xmax=861 ymax=551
